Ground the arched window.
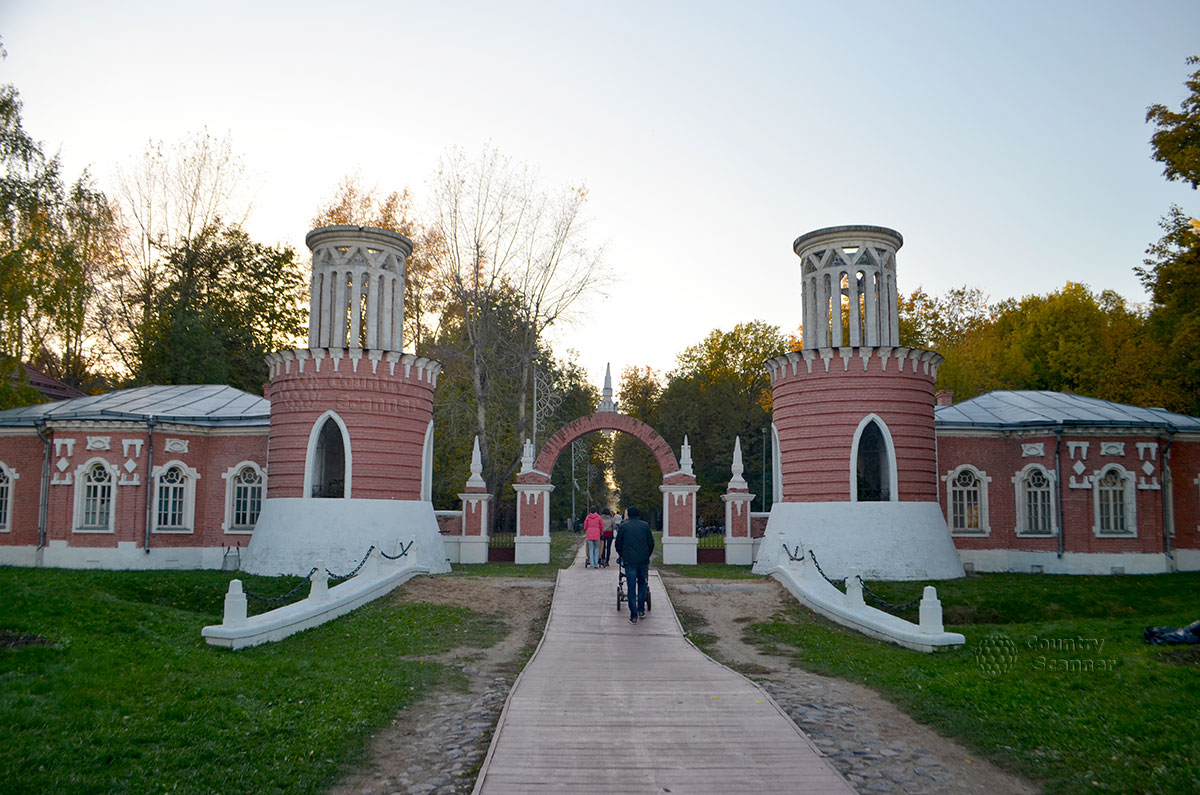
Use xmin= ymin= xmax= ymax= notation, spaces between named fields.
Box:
xmin=1014 ymin=464 xmax=1056 ymax=536
xmin=854 ymin=419 xmax=891 ymax=502
xmin=152 ymin=461 xmax=199 ymax=533
xmin=306 ymin=412 xmax=350 ymax=498
xmin=0 ymin=462 xmax=15 ymax=532
xmin=945 ymin=465 xmax=990 ymax=535
xmin=73 ymin=459 xmax=117 ymax=532
xmin=1093 ymin=465 xmax=1136 ymax=536
xmin=222 ymin=461 xmax=266 ymax=532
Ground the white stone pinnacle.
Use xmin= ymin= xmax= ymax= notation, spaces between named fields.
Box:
xmin=729 ymin=436 xmax=747 ymax=490
xmin=519 ymin=438 xmax=535 ymax=474
xmin=598 ymin=362 xmax=617 ymax=413
xmin=466 ymin=436 xmax=486 ymax=488
xmin=680 ymin=435 xmax=694 ymax=477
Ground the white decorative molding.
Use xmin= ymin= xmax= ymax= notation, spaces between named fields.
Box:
xmin=85 ymin=436 xmax=111 ymax=451
xmin=163 ymin=438 xmax=189 ymax=454
xmin=119 ymin=457 xmax=140 ymax=486
xmin=72 ymin=457 xmax=119 ymax=533
xmin=221 ymin=461 xmax=266 ymax=533
xmin=1136 ymin=442 xmax=1157 ymax=461
xmin=122 ymin=439 xmax=144 ymax=458
xmin=942 ymin=464 xmax=991 ymax=536
xmin=1012 ymin=464 xmax=1057 ymax=536
xmin=1100 ymin=442 xmax=1125 ymax=457
xmin=1067 ymin=441 xmax=1089 ymax=460
xmin=1021 ymin=443 xmax=1045 ymax=458
xmin=150 ymin=460 xmax=201 ymax=533
xmin=52 ymin=456 xmax=72 ymax=485
xmin=54 ymin=438 xmax=75 ymax=458
xmin=1092 ymin=465 xmax=1137 ymax=537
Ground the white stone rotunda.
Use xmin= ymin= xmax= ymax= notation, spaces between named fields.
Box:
xmin=241 ymin=226 xmax=451 ymax=576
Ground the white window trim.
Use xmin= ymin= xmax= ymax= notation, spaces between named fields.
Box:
xmin=420 ymin=420 xmax=434 ymax=502
xmin=151 ymin=459 xmax=200 ymax=534
xmin=72 ymin=457 xmax=119 ymax=533
xmin=222 ymin=461 xmax=266 ymax=533
xmin=1012 ymin=463 xmax=1057 ymax=537
xmin=943 ymin=464 xmax=991 ymax=536
xmin=0 ymin=461 xmax=18 ymax=532
xmin=1092 ymin=463 xmax=1137 ymax=537
xmin=303 ymin=410 xmax=352 ymax=499
xmin=849 ymin=413 xmax=898 ymax=503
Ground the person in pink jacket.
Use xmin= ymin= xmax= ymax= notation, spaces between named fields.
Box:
xmin=583 ymin=507 xmax=603 ymax=569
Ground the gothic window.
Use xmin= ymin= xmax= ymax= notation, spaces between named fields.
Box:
xmin=947 ymin=466 xmax=989 ymax=535
xmin=74 ymin=460 xmax=116 ymax=532
xmin=1014 ymin=465 xmax=1056 ymax=536
xmin=855 ymin=419 xmax=891 ymax=502
xmin=0 ymin=463 xmax=12 ymax=531
xmin=1094 ymin=465 xmax=1136 ymax=536
xmin=223 ymin=463 xmax=265 ymax=532
xmin=152 ymin=461 xmax=199 ymax=533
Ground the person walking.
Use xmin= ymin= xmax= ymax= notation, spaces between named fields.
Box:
xmin=615 ymin=506 xmax=654 ymax=624
xmin=583 ymin=507 xmax=603 ymax=569
xmin=600 ymin=508 xmax=616 ymax=567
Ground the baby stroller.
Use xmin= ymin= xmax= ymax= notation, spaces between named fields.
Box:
xmin=616 ymin=558 xmax=652 ymax=613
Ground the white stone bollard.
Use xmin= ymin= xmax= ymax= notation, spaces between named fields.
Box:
xmin=844 ymin=568 xmax=866 ymax=609
xmin=309 ymin=563 xmax=330 ymax=603
xmin=918 ymin=586 xmax=944 ymax=634
xmin=223 ymin=579 xmax=248 ymax=627
xmin=360 ymin=546 xmax=381 ymax=579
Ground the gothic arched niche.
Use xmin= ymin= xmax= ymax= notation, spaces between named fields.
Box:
xmin=313 ymin=417 xmax=346 ymax=498
xmin=855 ymin=420 xmax=890 ymax=502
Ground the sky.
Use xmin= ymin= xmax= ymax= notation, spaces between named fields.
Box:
xmin=3 ymin=0 xmax=1199 ymax=390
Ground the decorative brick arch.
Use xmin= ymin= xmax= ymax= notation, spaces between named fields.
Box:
xmin=534 ymin=413 xmax=680 ymax=476
xmin=513 ymin=412 xmax=699 ymax=564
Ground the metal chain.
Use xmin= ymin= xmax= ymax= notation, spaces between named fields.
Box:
xmin=782 ymin=543 xmax=804 ymax=562
xmin=325 ymin=545 xmax=375 ymax=581
xmin=856 ymin=577 xmax=923 ymax=612
xmin=380 ymin=540 xmax=414 ymax=560
xmin=808 ymin=548 xmax=845 ymax=588
xmin=243 ymin=568 xmax=319 ymax=604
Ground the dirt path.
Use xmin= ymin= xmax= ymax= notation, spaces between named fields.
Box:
xmin=662 ymin=575 xmax=1039 ymax=795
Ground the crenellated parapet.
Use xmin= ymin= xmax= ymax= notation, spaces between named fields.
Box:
xmin=765 ymin=346 xmax=943 ymax=383
xmin=266 ymin=348 xmax=441 ymax=386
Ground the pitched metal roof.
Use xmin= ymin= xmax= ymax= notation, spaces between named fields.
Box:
xmin=0 ymin=384 xmax=270 ymax=427
xmin=935 ymin=390 xmax=1200 ymax=432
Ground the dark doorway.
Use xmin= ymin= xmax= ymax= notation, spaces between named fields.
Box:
xmin=313 ymin=418 xmax=346 ymax=498
xmin=856 ymin=420 xmax=890 ymax=501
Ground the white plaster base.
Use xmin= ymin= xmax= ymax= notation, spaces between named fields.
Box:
xmin=443 ymin=536 xmax=461 ymax=564
xmin=202 ymin=564 xmax=425 ymax=650
xmin=1174 ymin=548 xmax=1200 ymax=572
xmin=0 ymin=540 xmax=232 ymax=570
xmin=725 ymin=537 xmax=755 ymax=565
xmin=459 ymin=535 xmax=490 ymax=564
xmin=959 ymin=548 xmax=1177 ymax=575
xmin=769 ymin=561 xmax=965 ymax=652
xmin=514 ymin=535 xmax=550 ymax=564
xmin=242 ymin=498 xmax=451 ymax=576
xmin=662 ymin=536 xmax=697 ymax=565
xmin=753 ymin=502 xmax=964 ymax=581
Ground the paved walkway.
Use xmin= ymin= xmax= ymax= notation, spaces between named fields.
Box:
xmin=473 ymin=554 xmax=855 ymax=794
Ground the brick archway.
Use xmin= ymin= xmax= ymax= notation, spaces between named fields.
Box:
xmin=512 ymin=412 xmax=699 ymax=565
xmin=535 ymin=413 xmax=680 ymax=476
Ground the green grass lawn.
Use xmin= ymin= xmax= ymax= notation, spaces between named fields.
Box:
xmin=0 ymin=567 xmax=505 ymax=794
xmin=743 ymin=572 xmax=1200 ymax=795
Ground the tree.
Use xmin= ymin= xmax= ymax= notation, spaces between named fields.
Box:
xmin=98 ymin=131 xmax=252 ymax=379
xmin=428 ymin=146 xmax=606 ymax=514
xmin=139 ymin=223 xmax=307 ymax=393
xmin=0 ymin=84 xmax=118 ymax=406
xmin=653 ymin=322 xmax=787 ymax=522
xmin=1137 ymin=208 xmax=1200 ymax=414
xmin=1147 ymin=56 xmax=1200 ymax=189
xmin=311 ymin=174 xmax=444 ymax=351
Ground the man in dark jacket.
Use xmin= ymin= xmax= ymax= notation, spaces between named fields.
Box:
xmin=615 ymin=506 xmax=654 ymax=624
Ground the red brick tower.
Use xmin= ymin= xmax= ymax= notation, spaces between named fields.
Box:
xmin=244 ymin=226 xmax=449 ymax=576
xmin=754 ymin=226 xmax=964 ymax=580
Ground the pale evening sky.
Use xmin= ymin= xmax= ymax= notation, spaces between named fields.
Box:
xmin=2 ymin=0 xmax=1198 ymax=389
